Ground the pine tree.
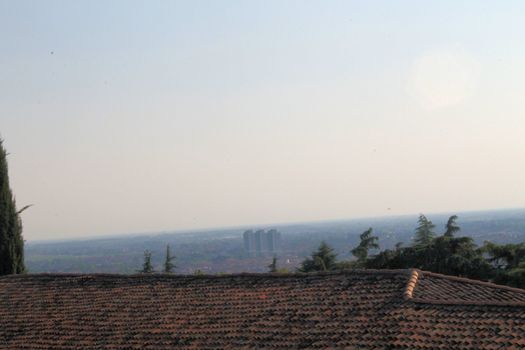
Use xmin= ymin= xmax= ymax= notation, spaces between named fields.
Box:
xmin=268 ymin=256 xmax=278 ymax=272
xmin=413 ymin=214 xmax=435 ymax=247
xmin=163 ymin=244 xmax=176 ymax=273
xmin=444 ymin=215 xmax=460 ymax=238
xmin=351 ymin=227 xmax=379 ymax=265
xmin=139 ymin=250 xmax=154 ymax=273
xmin=298 ymin=241 xmax=337 ymax=272
xmin=0 ymin=139 xmax=26 ymax=275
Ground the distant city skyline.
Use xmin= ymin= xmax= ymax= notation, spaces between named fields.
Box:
xmin=2 ymin=1 xmax=525 ymax=240
xmin=243 ymin=229 xmax=281 ymax=255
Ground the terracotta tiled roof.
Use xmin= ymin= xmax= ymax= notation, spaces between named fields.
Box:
xmin=0 ymin=269 xmax=524 ymax=349
xmin=411 ymin=270 xmax=525 ymax=305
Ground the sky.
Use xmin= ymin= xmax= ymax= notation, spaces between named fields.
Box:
xmin=1 ymin=1 xmax=525 ymax=241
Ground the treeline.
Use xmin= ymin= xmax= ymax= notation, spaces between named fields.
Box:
xmin=294 ymin=214 xmax=525 ymax=288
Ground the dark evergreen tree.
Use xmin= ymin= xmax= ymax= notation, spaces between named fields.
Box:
xmin=351 ymin=227 xmax=379 ymax=266
xmin=301 ymin=213 xmax=525 ymax=288
xmin=413 ymin=214 xmax=435 ymax=246
xmin=268 ymin=256 xmax=278 ymax=273
xmin=367 ymin=235 xmax=491 ymax=279
xmin=0 ymin=139 xmax=26 ymax=275
xmin=424 ymin=235 xmax=491 ymax=278
xmin=366 ymin=244 xmax=417 ymax=270
xmin=507 ymin=262 xmax=525 ymax=288
xmin=163 ymin=244 xmax=176 ymax=273
xmin=482 ymin=242 xmax=525 ymax=287
xmin=444 ymin=215 xmax=460 ymax=237
xmin=298 ymin=241 xmax=337 ymax=272
xmin=482 ymin=242 xmax=525 ymax=270
xmin=367 ymin=214 xmax=491 ymax=280
xmin=139 ymin=250 xmax=154 ymax=273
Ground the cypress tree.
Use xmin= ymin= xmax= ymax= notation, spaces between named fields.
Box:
xmin=0 ymin=139 xmax=25 ymax=275
xmin=139 ymin=250 xmax=154 ymax=273
xmin=163 ymin=244 xmax=176 ymax=273
xmin=268 ymin=256 xmax=278 ymax=273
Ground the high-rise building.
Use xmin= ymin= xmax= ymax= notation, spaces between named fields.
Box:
xmin=266 ymin=229 xmax=281 ymax=252
xmin=243 ymin=230 xmax=255 ymax=252
xmin=243 ymin=229 xmax=281 ymax=255
xmin=254 ymin=229 xmax=264 ymax=253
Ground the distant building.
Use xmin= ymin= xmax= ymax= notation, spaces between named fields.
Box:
xmin=254 ymin=230 xmax=264 ymax=253
xmin=243 ymin=229 xmax=281 ymax=255
xmin=266 ymin=229 xmax=280 ymax=252
xmin=243 ymin=230 xmax=255 ymax=252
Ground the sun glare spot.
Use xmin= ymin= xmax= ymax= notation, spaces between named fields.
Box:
xmin=408 ymin=48 xmax=480 ymax=110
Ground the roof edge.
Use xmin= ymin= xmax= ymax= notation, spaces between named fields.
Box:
xmin=0 ymin=269 xmax=412 ymax=280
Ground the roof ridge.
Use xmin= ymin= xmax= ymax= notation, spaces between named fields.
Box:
xmin=403 ymin=269 xmax=419 ymax=300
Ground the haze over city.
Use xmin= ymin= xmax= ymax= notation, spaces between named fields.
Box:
xmin=2 ymin=1 xmax=525 ymax=240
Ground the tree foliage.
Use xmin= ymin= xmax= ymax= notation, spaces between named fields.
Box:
xmin=268 ymin=256 xmax=278 ymax=273
xmin=444 ymin=215 xmax=460 ymax=237
xmin=0 ymin=139 xmax=25 ymax=275
xmin=351 ymin=228 xmax=379 ymax=266
xmin=139 ymin=250 xmax=154 ymax=273
xmin=163 ymin=244 xmax=176 ymax=273
xmin=298 ymin=241 xmax=337 ymax=272
xmin=413 ymin=214 xmax=435 ymax=246
xmin=300 ymin=214 xmax=525 ymax=288
xmin=482 ymin=241 xmax=525 ymax=288
xmin=367 ymin=215 xmax=491 ymax=278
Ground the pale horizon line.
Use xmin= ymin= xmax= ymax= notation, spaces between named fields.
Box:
xmin=27 ymin=206 xmax=525 ymax=244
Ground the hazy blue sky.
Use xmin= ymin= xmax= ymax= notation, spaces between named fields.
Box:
xmin=2 ymin=1 xmax=525 ymax=240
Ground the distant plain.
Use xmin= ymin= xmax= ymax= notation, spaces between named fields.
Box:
xmin=26 ymin=208 xmax=525 ymax=274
